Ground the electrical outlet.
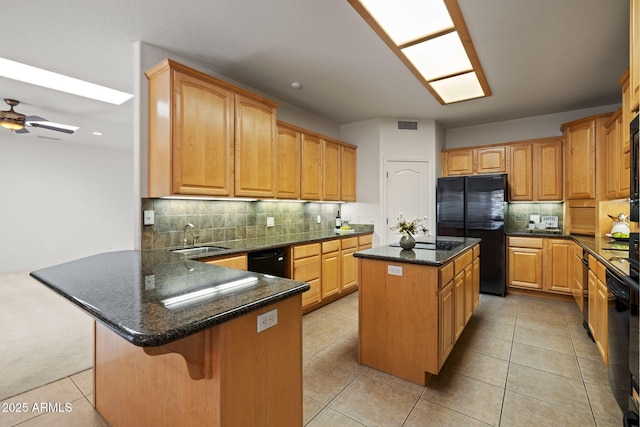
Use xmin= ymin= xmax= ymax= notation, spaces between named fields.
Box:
xmin=143 ymin=210 xmax=154 ymax=225
xmin=388 ymin=265 xmax=403 ymax=276
xmin=144 ymin=275 xmax=155 ymax=290
xmin=257 ymin=309 xmax=278 ymax=332
xmin=529 ymin=214 xmax=540 ymax=223
xmin=317 ymin=215 xmax=322 ymax=224
xmin=267 ymin=216 xmax=275 ymax=227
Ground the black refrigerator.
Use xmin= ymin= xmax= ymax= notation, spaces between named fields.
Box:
xmin=436 ymin=174 xmax=507 ymax=296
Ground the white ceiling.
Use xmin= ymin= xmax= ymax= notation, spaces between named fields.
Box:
xmin=0 ymin=0 xmax=629 ymax=150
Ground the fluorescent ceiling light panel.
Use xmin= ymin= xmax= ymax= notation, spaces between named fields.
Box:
xmin=402 ymin=31 xmax=472 ymax=80
xmin=430 ymin=72 xmax=484 ymax=103
xmin=0 ymin=58 xmax=133 ymax=105
xmin=360 ymin=0 xmax=453 ymax=45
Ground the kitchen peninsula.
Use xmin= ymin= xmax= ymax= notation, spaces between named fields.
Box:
xmin=30 ymin=250 xmax=309 ymax=427
xmin=354 ymin=237 xmax=480 ymax=385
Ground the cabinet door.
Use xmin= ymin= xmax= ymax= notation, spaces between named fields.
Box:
xmin=596 ymin=277 xmax=609 ymax=364
xmin=464 ymin=265 xmax=473 ymax=324
xmin=275 ymin=125 xmax=300 ymax=199
xmin=572 ymin=244 xmax=585 ymax=311
xmin=341 ymin=146 xmax=357 ymax=202
xmin=341 ymin=246 xmax=357 ymax=292
xmin=588 ymin=269 xmax=597 ymax=338
xmin=632 ymin=0 xmax=640 ymax=113
xmin=439 ymin=280 xmax=455 ymax=367
xmin=472 ymin=256 xmax=480 ymax=311
xmin=321 ymin=250 xmax=340 ymax=298
xmin=509 ymin=144 xmax=533 ymax=201
xmin=565 ymin=120 xmax=596 ymax=199
xmin=444 ymin=149 xmax=475 ymax=176
xmin=234 ymin=94 xmax=276 ymax=197
xmin=301 ymin=134 xmax=322 ymax=200
xmin=620 ymin=150 xmax=631 ymax=197
xmin=172 ymin=71 xmax=234 ymax=196
xmin=544 ymin=239 xmax=572 ymax=294
xmin=302 ymin=278 xmax=321 ymax=309
xmin=454 ymin=272 xmax=465 ymax=340
xmin=476 ymin=146 xmax=506 ymax=174
xmin=507 ymin=247 xmax=543 ymax=290
xmin=322 ymin=139 xmax=342 ymax=201
xmin=205 ymin=254 xmax=247 ymax=270
xmin=536 ymin=140 xmax=563 ymax=201
xmin=604 ymin=113 xmax=621 ymax=199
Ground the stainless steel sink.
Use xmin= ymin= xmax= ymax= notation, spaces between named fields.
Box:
xmin=170 ymin=246 xmax=229 ymax=256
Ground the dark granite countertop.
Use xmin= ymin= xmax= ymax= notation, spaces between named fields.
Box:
xmin=507 ymin=230 xmax=570 ymax=238
xmin=353 ymin=236 xmax=481 ymax=266
xmin=571 ymin=235 xmax=631 ymax=278
xmin=30 ymin=250 xmax=309 ymax=347
xmin=169 ymin=228 xmax=374 ymax=260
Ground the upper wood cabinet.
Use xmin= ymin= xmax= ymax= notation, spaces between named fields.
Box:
xmin=146 ymin=59 xmax=278 ymax=198
xmin=301 ymin=133 xmax=322 ymax=200
xmin=631 ymin=0 xmax=639 ymax=113
xmin=562 ymin=114 xmax=610 ymax=200
xmin=508 ymin=137 xmax=563 ymax=201
xmin=476 ymin=147 xmax=506 ymax=174
xmin=620 ymin=69 xmax=632 ymax=153
xmin=147 ymin=61 xmax=235 ymax=197
xmin=234 ymin=94 xmax=277 ymax=198
xmin=442 ymin=146 xmax=505 ymax=176
xmin=604 ymin=108 xmax=629 ymax=199
xmin=341 ymin=146 xmax=357 ymax=202
xmin=322 ymin=139 xmax=342 ymax=201
xmin=275 ymin=124 xmax=301 ymax=199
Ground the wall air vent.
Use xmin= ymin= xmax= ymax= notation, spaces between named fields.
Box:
xmin=397 ymin=120 xmax=418 ymax=131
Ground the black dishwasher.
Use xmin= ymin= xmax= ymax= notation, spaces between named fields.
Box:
xmin=248 ymin=248 xmax=286 ymax=277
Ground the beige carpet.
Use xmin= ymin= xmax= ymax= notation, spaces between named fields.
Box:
xmin=0 ymin=272 xmax=93 ymax=401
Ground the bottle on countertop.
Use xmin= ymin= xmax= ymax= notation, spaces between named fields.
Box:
xmin=336 ymin=210 xmax=342 ymax=229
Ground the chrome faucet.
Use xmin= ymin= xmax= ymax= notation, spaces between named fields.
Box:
xmin=183 ymin=223 xmax=194 ymax=248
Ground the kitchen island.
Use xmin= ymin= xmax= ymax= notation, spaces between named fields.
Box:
xmin=30 ymin=250 xmax=309 ymax=427
xmin=354 ymin=236 xmax=481 ymax=386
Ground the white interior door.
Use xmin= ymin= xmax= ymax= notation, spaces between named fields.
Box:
xmin=385 ymin=160 xmax=432 ymax=244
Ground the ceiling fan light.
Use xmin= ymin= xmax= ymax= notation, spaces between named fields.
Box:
xmin=0 ymin=118 xmax=25 ymax=131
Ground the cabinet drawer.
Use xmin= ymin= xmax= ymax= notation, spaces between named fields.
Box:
xmin=440 ymin=262 xmax=454 ymax=285
xmin=341 ymin=237 xmax=358 ymax=250
xmin=454 ymin=250 xmax=473 ymax=275
xmin=589 ymin=254 xmax=597 ymax=271
xmin=292 ymin=255 xmax=320 ymax=282
xmin=358 ymin=234 xmax=373 ymax=246
xmin=507 ymin=237 xmax=544 ymax=249
xmin=292 ymin=243 xmax=320 ymax=260
xmin=322 ymin=239 xmax=341 ymax=253
xmin=473 ymin=245 xmax=480 ymax=259
xmin=596 ymin=261 xmax=606 ymax=283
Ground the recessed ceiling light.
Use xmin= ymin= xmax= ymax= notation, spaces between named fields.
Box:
xmin=349 ymin=0 xmax=490 ymax=104
xmin=0 ymin=57 xmax=133 ymax=105
xmin=290 ymin=81 xmax=303 ymax=89
xmin=92 ymin=131 xmax=103 ymax=136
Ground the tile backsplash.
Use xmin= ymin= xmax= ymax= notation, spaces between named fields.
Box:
xmin=141 ymin=199 xmax=343 ymax=250
xmin=506 ymin=203 xmax=564 ymax=233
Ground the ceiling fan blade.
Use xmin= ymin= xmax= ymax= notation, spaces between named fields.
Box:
xmin=15 ymin=127 xmax=30 ymax=134
xmin=25 ymin=115 xmax=48 ymax=122
xmin=28 ymin=122 xmax=75 ymax=134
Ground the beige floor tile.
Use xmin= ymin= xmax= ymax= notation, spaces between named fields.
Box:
xmin=578 ymin=356 xmax=610 ymax=385
xmin=422 ymin=370 xmax=504 ymax=426
xmin=514 ymin=325 xmax=576 ymax=355
xmin=506 ymin=363 xmax=592 ymax=416
xmin=15 ymin=397 xmax=107 ymax=427
xmin=500 ymin=390 xmax=596 ymax=427
xmin=303 ymin=356 xmax=358 ymax=405
xmin=404 ymin=399 xmax=491 ymax=427
xmin=517 ymin=297 xmax=566 ymax=317
xmin=463 ymin=315 xmax=516 ymax=341
xmin=303 ymin=395 xmax=325 ymax=426
xmin=328 ymin=375 xmax=418 ymax=427
xmin=69 ymin=369 xmax=93 ymax=397
xmin=455 ymin=328 xmax=513 ymax=361
xmin=516 ymin=312 xmax=571 ymax=338
xmin=304 ymin=312 xmax=358 ymax=339
xmin=359 ymin=366 xmax=426 ymax=397
xmin=314 ymin=337 xmax=364 ymax=375
xmin=303 ymin=327 xmax=337 ymax=361
xmin=585 ymin=382 xmax=625 ymax=424
xmin=0 ymin=378 xmax=83 ymax=426
xmin=511 ymin=342 xmax=582 ymax=380
xmin=442 ymin=348 xmax=509 ymax=388
xmin=306 ymin=407 xmax=365 ymax=426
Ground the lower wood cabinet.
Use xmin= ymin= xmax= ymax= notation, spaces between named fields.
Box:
xmin=204 ymin=253 xmax=247 ymax=270
xmin=291 ymin=243 xmax=321 ymax=309
xmin=507 ymin=237 xmax=572 ymax=296
xmin=588 ymin=255 xmax=610 ymax=364
xmin=321 ymin=240 xmax=341 ymax=299
xmin=341 ymin=237 xmax=358 ymax=292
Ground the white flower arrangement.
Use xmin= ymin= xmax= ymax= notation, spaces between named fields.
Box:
xmin=390 ymin=213 xmax=430 ymax=236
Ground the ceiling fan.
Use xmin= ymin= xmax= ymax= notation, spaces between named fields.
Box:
xmin=0 ymin=99 xmax=75 ymax=134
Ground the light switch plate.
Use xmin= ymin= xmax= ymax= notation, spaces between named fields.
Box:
xmin=267 ymin=216 xmax=275 ymax=227
xmin=143 ymin=210 xmax=154 ymax=225
xmin=317 ymin=215 xmax=322 ymax=224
